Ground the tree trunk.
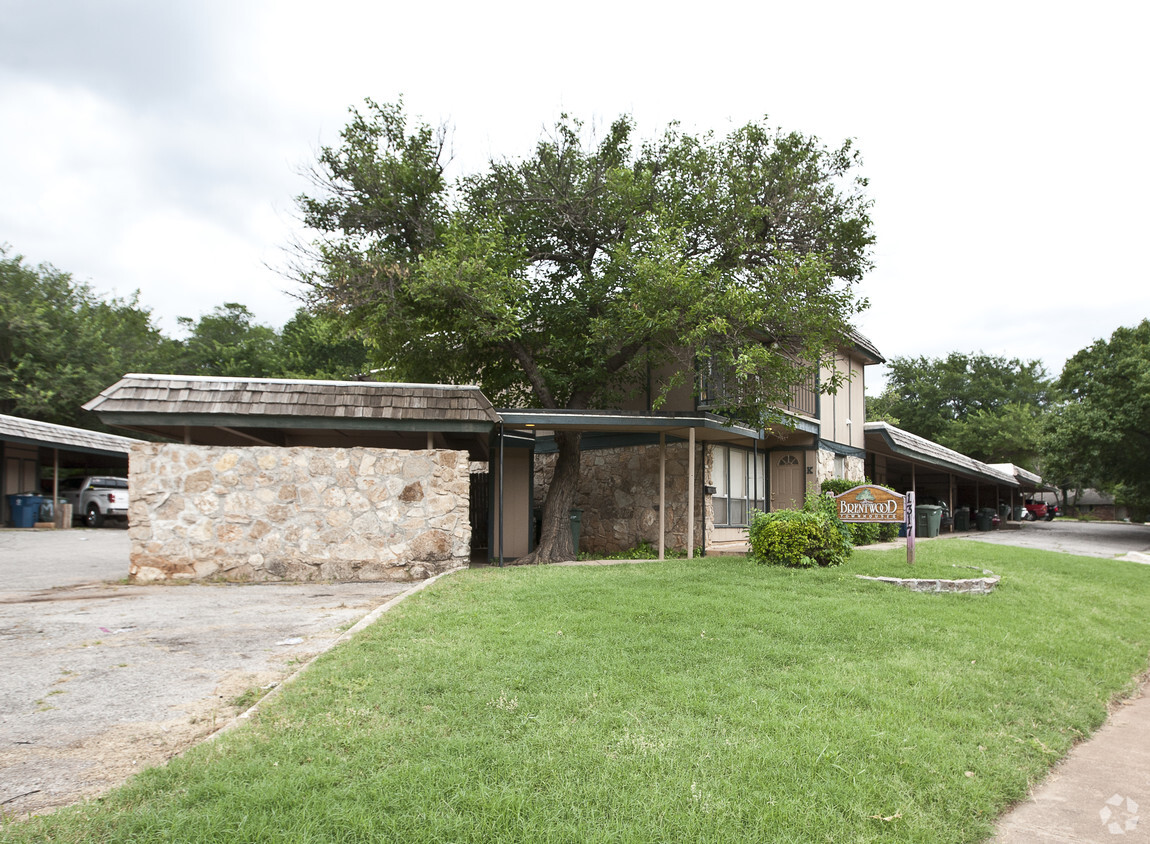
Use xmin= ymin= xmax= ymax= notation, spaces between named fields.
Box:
xmin=519 ymin=430 xmax=582 ymax=564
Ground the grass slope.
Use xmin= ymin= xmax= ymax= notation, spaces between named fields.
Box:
xmin=5 ymin=541 xmax=1150 ymax=843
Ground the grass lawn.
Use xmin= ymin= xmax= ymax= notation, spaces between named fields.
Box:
xmin=5 ymin=541 xmax=1150 ymax=843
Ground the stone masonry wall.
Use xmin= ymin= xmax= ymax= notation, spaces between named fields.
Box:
xmin=534 ymin=442 xmax=707 ymax=555
xmin=129 ymin=443 xmax=471 ymax=583
xmin=814 ymin=448 xmax=865 ymax=489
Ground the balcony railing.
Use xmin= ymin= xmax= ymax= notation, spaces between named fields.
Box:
xmin=698 ymin=367 xmax=817 ymax=420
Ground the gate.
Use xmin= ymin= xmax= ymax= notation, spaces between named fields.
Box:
xmin=469 ymin=471 xmax=489 ymax=554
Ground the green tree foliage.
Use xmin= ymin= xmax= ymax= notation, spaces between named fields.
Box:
xmin=297 ymin=100 xmax=875 ymax=561
xmin=166 ymin=305 xmax=368 ymax=380
xmin=0 ymin=247 xmax=173 ymax=428
xmin=279 ymin=309 xmax=369 ymax=380
xmin=1044 ymin=321 xmax=1150 ymax=510
xmin=867 ymin=352 xmax=1049 ymax=469
xmin=170 ymin=303 xmax=283 ymax=377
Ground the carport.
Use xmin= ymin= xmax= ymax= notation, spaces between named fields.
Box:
xmin=864 ymin=421 xmax=1029 ymax=530
xmin=84 ymin=374 xmax=517 ymax=580
xmin=0 ymin=413 xmax=140 ymax=526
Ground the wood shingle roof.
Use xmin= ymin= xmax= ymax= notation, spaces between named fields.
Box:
xmin=0 ymin=413 xmax=142 ymax=455
xmin=84 ymin=374 xmax=501 ymax=426
xmin=864 ymin=421 xmax=1019 ymax=486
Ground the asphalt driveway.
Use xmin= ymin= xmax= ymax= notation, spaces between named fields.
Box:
xmin=943 ymin=517 xmax=1150 ymax=562
xmin=0 ymin=528 xmax=418 ymax=817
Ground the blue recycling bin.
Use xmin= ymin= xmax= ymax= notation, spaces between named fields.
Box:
xmin=7 ymin=494 xmax=44 ymax=528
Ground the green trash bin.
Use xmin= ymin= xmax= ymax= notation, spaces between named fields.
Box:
xmin=916 ymin=504 xmax=942 ymax=538
xmin=953 ymin=508 xmax=970 ymax=532
xmin=976 ymin=508 xmax=994 ymax=531
xmin=569 ymin=509 xmax=582 ymax=554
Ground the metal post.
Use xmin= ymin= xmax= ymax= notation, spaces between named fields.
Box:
xmin=687 ymin=428 xmax=695 ymax=559
xmin=498 ymin=424 xmax=505 ymax=567
xmin=53 ymin=448 xmax=59 ymax=528
xmin=753 ymin=440 xmax=759 ymax=513
xmin=658 ymin=433 xmax=666 ymax=561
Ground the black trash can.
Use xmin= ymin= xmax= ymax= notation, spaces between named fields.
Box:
xmin=569 ymin=509 xmax=582 ymax=554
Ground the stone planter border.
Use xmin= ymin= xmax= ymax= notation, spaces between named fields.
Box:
xmin=856 ymin=566 xmax=1000 ymax=595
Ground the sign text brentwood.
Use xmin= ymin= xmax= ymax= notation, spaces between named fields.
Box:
xmin=832 ymin=485 xmax=905 ymax=524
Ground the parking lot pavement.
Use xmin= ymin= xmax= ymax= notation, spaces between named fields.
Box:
xmin=942 ymin=519 xmax=1150 ymax=560
xmin=0 ymin=528 xmax=420 ymax=817
xmin=0 ymin=527 xmax=131 ymax=594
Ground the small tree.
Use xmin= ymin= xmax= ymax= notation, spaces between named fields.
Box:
xmin=296 ymin=101 xmax=875 ymax=562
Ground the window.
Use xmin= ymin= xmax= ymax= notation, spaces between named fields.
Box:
xmin=711 ymin=445 xmax=766 ymax=527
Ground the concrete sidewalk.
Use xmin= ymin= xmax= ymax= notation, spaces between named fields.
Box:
xmin=994 ymin=679 xmax=1150 ymax=841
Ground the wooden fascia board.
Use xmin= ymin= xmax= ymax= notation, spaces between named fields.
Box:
xmin=92 ymin=412 xmax=497 ymax=435
xmin=866 ymin=429 xmax=1019 ymax=487
xmin=0 ymin=433 xmax=133 ymax=458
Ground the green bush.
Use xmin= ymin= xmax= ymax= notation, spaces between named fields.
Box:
xmin=748 ymin=500 xmax=852 ymax=568
xmin=819 ymin=478 xmax=861 ymax=497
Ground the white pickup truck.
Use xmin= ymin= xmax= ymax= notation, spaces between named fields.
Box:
xmin=59 ymin=476 xmax=130 ymax=527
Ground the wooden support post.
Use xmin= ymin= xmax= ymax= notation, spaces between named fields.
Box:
xmin=687 ymin=428 xmax=695 ymax=559
xmin=906 ymin=490 xmax=916 ymax=565
xmin=659 ymin=433 xmax=666 ymax=561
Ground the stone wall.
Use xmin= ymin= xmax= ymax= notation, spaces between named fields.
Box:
xmin=129 ymin=443 xmax=471 ymax=583
xmin=814 ymin=448 xmax=865 ymax=488
xmin=534 ymin=441 xmax=706 ymax=555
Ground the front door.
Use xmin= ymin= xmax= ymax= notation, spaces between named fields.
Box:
xmin=771 ymin=453 xmax=804 ymax=511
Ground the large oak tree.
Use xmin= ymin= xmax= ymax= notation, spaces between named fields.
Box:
xmin=296 ymin=101 xmax=875 ymax=562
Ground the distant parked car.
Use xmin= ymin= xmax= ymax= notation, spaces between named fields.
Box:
xmin=59 ymin=476 xmax=130 ymax=527
xmin=1023 ymin=498 xmax=1057 ymax=521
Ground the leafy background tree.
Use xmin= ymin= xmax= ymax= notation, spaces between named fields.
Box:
xmin=169 ymin=303 xmax=284 ymax=378
xmin=296 ymin=100 xmax=875 ymax=561
xmin=1043 ymin=320 xmax=1150 ymax=516
xmin=0 ymin=247 xmax=174 ymax=429
xmin=1 ymin=246 xmax=370 ymax=430
xmin=866 ymin=352 xmax=1050 ymax=470
xmin=278 ymin=309 xmax=369 ymax=381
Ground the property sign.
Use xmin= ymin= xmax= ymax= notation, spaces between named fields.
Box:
xmin=832 ymin=485 xmax=905 ymax=523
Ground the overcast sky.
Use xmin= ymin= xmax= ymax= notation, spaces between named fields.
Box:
xmin=2 ymin=0 xmax=1147 ymax=393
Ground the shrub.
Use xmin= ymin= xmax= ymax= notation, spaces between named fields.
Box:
xmin=820 ymin=478 xmax=860 ymax=497
xmin=878 ymin=522 xmax=901 ymax=542
xmin=748 ymin=503 xmax=852 ymax=568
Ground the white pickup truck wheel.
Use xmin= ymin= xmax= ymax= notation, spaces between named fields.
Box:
xmin=86 ymin=503 xmax=104 ymax=528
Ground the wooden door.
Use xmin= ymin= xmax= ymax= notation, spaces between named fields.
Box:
xmin=771 ymin=453 xmax=804 ymax=511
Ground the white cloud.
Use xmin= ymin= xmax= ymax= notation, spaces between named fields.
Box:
xmin=2 ymin=0 xmax=1148 ymax=386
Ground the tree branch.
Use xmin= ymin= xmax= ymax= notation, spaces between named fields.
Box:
xmin=507 ymin=339 xmax=556 ymax=408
